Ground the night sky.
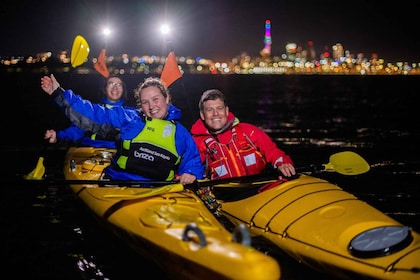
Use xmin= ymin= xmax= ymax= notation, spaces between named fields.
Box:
xmin=1 ymin=0 xmax=419 ymax=62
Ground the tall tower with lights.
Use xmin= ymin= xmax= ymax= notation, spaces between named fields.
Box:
xmin=260 ymin=19 xmax=272 ymax=57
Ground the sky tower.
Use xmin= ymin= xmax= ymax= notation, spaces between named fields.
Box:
xmin=260 ymin=19 xmax=272 ymax=57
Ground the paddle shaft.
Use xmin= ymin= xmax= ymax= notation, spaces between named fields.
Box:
xmin=22 ymin=179 xmax=176 ymax=186
xmin=20 ymin=173 xmax=276 ymax=187
xmin=23 ymin=151 xmax=369 ymax=187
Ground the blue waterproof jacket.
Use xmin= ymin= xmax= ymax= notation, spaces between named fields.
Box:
xmin=56 ymin=97 xmax=129 ymax=149
xmin=52 ymin=88 xmax=204 ymax=181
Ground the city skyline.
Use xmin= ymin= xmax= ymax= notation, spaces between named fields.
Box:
xmin=1 ymin=0 xmax=419 ymax=62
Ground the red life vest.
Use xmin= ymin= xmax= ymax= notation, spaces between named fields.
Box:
xmin=204 ymin=126 xmax=267 ymax=180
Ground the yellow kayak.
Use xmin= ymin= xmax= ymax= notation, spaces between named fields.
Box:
xmin=209 ymin=175 xmax=420 ymax=280
xmin=63 ymin=146 xmax=420 ymax=279
xmin=63 ymin=147 xmax=281 ymax=280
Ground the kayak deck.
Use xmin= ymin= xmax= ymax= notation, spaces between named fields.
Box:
xmin=64 ymin=146 xmax=420 ymax=279
xmin=63 ymin=147 xmax=281 ymax=280
xmin=213 ymin=175 xmax=420 ymax=280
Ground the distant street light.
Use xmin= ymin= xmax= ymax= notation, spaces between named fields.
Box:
xmin=160 ymin=24 xmax=170 ymax=36
xmin=160 ymin=24 xmax=173 ymax=53
xmin=102 ymin=27 xmax=111 ymax=48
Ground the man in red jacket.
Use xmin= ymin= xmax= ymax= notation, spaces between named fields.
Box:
xmin=191 ymin=89 xmax=296 ymax=180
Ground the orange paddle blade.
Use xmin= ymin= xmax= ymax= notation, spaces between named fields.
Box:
xmin=93 ymin=48 xmax=110 ymax=78
xmin=161 ymin=51 xmax=182 ymax=87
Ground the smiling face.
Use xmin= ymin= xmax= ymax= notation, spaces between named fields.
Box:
xmin=105 ymin=77 xmax=124 ymax=102
xmin=138 ymin=86 xmax=169 ymax=119
xmin=200 ymin=98 xmax=229 ymax=133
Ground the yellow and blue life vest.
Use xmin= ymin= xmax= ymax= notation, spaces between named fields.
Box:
xmin=116 ymin=117 xmax=180 ymax=180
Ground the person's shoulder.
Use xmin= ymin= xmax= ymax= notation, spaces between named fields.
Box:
xmin=174 ymin=122 xmax=193 ymax=137
xmin=237 ymin=122 xmax=269 ymax=137
xmin=173 ymin=120 xmax=187 ymax=130
xmin=238 ymin=122 xmax=260 ymax=130
xmin=114 ymin=105 xmax=137 ymax=112
xmin=123 ymin=105 xmax=137 ymax=110
xmin=167 ymin=104 xmax=182 ymax=120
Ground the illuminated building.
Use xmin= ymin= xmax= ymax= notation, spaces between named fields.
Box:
xmin=260 ymin=20 xmax=272 ymax=58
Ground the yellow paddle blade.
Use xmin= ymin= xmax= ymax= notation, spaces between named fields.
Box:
xmin=24 ymin=157 xmax=45 ymax=180
xmin=71 ymin=35 xmax=90 ymax=67
xmin=323 ymin=151 xmax=370 ymax=175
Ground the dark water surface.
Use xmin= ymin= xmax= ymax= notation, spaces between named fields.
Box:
xmin=2 ymin=73 xmax=420 ymax=279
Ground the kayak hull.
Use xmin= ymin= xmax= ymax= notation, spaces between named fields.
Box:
xmin=63 ymin=147 xmax=281 ymax=280
xmin=217 ymin=175 xmax=420 ymax=280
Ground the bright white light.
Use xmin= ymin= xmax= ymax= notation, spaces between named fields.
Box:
xmin=103 ymin=28 xmax=111 ymax=37
xmin=160 ymin=24 xmax=170 ymax=36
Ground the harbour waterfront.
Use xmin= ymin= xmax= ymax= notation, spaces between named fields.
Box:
xmin=2 ymin=73 xmax=420 ymax=279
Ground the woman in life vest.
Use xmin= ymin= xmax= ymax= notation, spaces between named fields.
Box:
xmin=190 ymin=89 xmax=295 ymax=180
xmin=41 ymin=74 xmax=203 ymax=185
xmin=44 ymin=75 xmax=134 ymax=148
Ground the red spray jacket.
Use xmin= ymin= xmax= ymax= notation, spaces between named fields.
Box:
xmin=190 ymin=112 xmax=294 ymax=179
